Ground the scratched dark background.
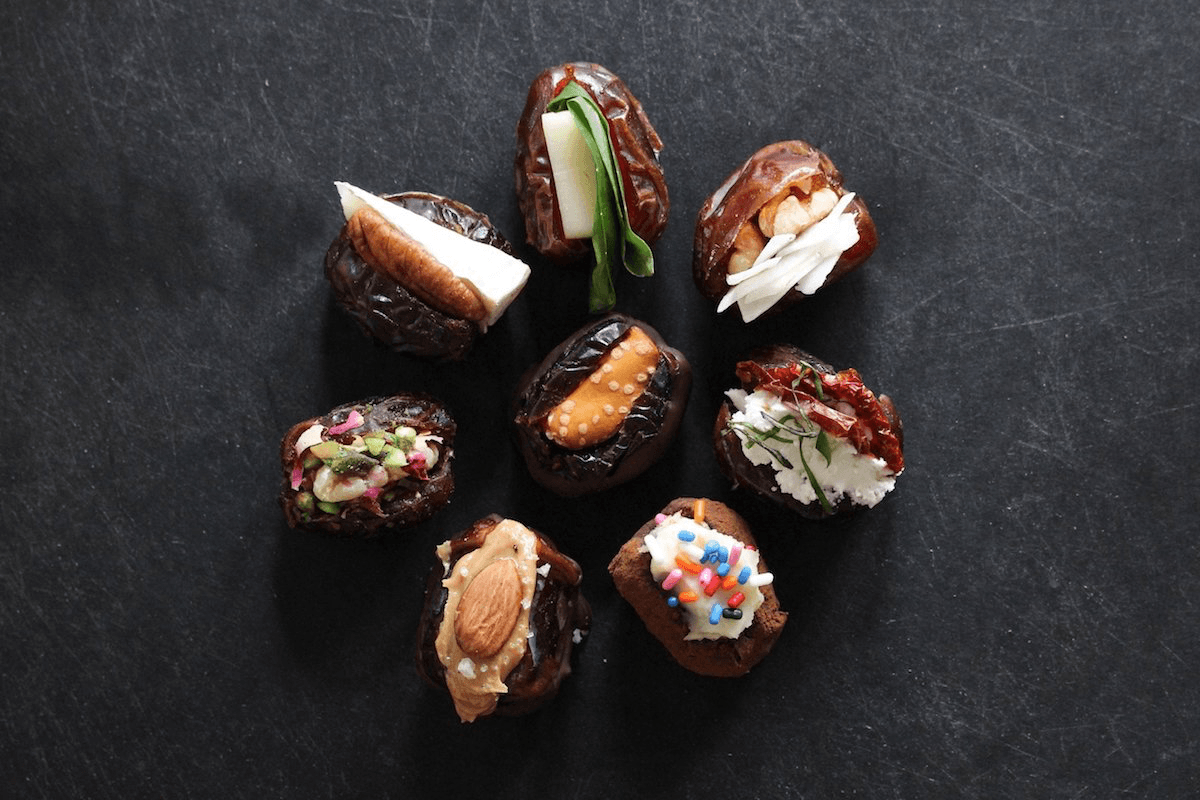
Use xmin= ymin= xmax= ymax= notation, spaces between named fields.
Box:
xmin=2 ymin=1 xmax=1197 ymax=798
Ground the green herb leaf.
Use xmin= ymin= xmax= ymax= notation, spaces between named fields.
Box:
xmin=797 ymin=447 xmax=834 ymax=514
xmin=801 ymin=362 xmax=826 ymax=401
xmin=729 ymin=408 xmax=833 ymax=512
xmin=546 ymin=80 xmax=654 ymax=312
xmin=815 ymin=430 xmax=835 ymax=467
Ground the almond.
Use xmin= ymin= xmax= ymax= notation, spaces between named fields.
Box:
xmin=454 ymin=558 xmax=523 ymax=658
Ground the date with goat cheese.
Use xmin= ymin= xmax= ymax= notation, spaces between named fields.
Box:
xmin=713 ymin=345 xmax=904 ymax=519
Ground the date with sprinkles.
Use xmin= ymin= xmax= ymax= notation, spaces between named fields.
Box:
xmin=644 ymin=501 xmax=772 ymax=641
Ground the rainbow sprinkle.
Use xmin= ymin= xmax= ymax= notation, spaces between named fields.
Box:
xmin=662 ymin=569 xmax=683 ymax=590
xmin=653 ymin=514 xmax=774 ymax=632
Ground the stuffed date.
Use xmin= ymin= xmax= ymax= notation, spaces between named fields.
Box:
xmin=415 ymin=515 xmax=590 ymax=722
xmin=325 ymin=184 xmax=530 ymax=361
xmin=513 ymin=314 xmax=690 ymax=496
xmin=714 ymin=345 xmax=903 ymax=519
xmin=514 ymin=62 xmax=668 ymax=311
xmin=279 ymin=393 xmax=455 ymax=536
xmin=694 ymin=141 xmax=877 ymax=323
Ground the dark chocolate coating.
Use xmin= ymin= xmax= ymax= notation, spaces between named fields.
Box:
xmin=693 ymin=141 xmax=878 ymax=314
xmin=324 ymin=192 xmax=514 ymax=361
xmin=512 ymin=314 xmax=691 ymax=496
xmin=608 ymin=498 xmax=787 ymax=678
xmin=279 ymin=393 xmax=455 ymax=536
xmin=514 ymin=62 xmax=669 ymax=263
xmin=713 ymin=345 xmax=902 ymax=519
xmin=415 ymin=515 xmax=590 ymax=718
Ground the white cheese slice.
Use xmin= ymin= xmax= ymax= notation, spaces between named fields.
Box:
xmin=335 ymin=181 xmax=531 ymax=330
xmin=541 ymin=110 xmax=596 ymax=239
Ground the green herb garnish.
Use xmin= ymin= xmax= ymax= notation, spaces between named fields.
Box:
xmin=546 ymin=80 xmax=653 ymax=312
xmin=728 ymin=409 xmax=834 ymax=513
xmin=815 ymin=429 xmax=835 ymax=467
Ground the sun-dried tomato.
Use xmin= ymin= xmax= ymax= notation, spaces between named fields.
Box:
xmin=736 ymin=360 xmax=904 ymax=474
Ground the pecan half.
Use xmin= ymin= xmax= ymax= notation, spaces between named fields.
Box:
xmin=345 ymin=205 xmax=486 ymax=322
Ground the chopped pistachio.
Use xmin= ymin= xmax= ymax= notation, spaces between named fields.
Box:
xmin=296 ymin=492 xmax=315 ymax=511
xmin=316 ymin=500 xmax=341 ymax=514
xmin=383 ymin=447 xmax=409 ymax=469
xmin=309 ymin=440 xmax=378 ymax=474
xmin=309 ymin=441 xmax=342 ymax=460
xmin=365 ymin=437 xmax=387 ymax=457
xmin=395 ymin=426 xmax=417 ymax=451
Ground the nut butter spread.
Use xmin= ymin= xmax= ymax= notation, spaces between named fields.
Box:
xmin=434 ymin=519 xmax=540 ymax=722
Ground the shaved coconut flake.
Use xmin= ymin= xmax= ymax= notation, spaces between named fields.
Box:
xmin=335 ymin=182 xmax=531 ymax=329
xmin=542 ymin=111 xmax=597 ymax=238
xmin=718 ymin=192 xmax=860 ymax=323
xmin=294 ymin=423 xmax=325 ymax=457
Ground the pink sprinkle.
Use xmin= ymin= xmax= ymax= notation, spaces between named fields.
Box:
xmin=654 ymin=513 xmax=668 ymax=524
xmin=661 ymin=569 xmax=683 ymax=590
xmin=407 ymin=451 xmax=427 ymax=468
xmin=328 ymin=409 xmax=364 ymax=436
xmin=728 ymin=543 xmax=742 ymax=567
xmin=289 ymin=464 xmax=303 ymax=491
xmin=363 ymin=486 xmax=381 ymax=499
xmin=698 ymin=567 xmax=713 ymax=585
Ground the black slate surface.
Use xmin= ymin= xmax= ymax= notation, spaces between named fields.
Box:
xmin=2 ymin=2 xmax=1197 ymax=798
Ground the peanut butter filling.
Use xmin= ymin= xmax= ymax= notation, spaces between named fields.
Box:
xmin=434 ymin=519 xmax=540 ymax=722
xmin=541 ymin=327 xmax=660 ymax=449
